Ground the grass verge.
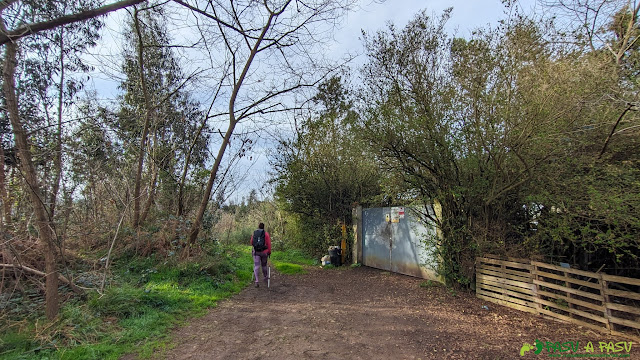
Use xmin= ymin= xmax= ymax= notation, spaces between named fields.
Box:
xmin=0 ymin=246 xmax=314 ymax=360
xmin=0 ymin=245 xmax=252 ymax=360
xmin=241 ymin=247 xmax=313 ymax=276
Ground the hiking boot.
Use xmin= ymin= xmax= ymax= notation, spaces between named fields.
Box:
xmin=254 ymin=282 xmax=259 ymax=288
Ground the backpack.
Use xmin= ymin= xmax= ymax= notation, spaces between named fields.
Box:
xmin=253 ymin=229 xmax=267 ymax=252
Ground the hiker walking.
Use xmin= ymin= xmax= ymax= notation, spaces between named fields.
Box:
xmin=251 ymin=222 xmax=271 ymax=287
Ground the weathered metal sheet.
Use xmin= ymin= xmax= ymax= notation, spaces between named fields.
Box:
xmin=362 ymin=206 xmax=439 ymax=281
xmin=390 ymin=207 xmax=438 ymax=279
xmin=362 ymin=207 xmax=392 ymax=272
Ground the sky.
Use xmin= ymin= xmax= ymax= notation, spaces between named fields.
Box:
xmin=330 ymin=0 xmax=538 ymax=58
xmin=87 ymin=0 xmax=540 ymax=204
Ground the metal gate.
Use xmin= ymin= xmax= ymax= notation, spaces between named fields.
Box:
xmin=362 ymin=206 xmax=439 ymax=280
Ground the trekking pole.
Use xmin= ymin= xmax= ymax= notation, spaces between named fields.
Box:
xmin=267 ymin=258 xmax=271 ymax=288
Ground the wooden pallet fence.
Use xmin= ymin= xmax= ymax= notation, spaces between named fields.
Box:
xmin=532 ymin=261 xmax=608 ymax=332
xmin=476 ymin=257 xmax=537 ymax=314
xmin=476 ymin=256 xmax=640 ymax=339
xmin=601 ymin=274 xmax=640 ymax=339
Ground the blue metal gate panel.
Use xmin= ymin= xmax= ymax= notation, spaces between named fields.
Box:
xmin=362 ymin=207 xmax=392 ymax=272
xmin=390 ymin=207 xmax=437 ymax=278
xmin=363 ymin=206 xmax=439 ymax=280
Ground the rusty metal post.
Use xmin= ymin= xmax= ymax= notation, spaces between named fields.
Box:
xmin=352 ymin=205 xmax=363 ymax=264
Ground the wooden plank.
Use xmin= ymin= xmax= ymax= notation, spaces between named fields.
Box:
xmin=478 ymin=267 xmax=532 ymax=282
xmin=609 ymin=316 xmax=640 ymax=330
xmin=532 ymin=261 xmax=600 ymax=278
xmin=604 ymin=288 xmax=640 ymax=301
xmin=601 ymin=279 xmax=613 ymax=331
xmin=477 ymin=280 xmax=533 ymax=295
xmin=477 ymin=289 xmax=536 ymax=308
xmin=478 ymin=278 xmax=534 ymax=293
xmin=606 ymin=303 xmax=640 ymax=316
xmin=478 ymin=264 xmax=532 ymax=277
xmin=534 ymin=279 xmax=604 ymax=302
xmin=534 ymin=298 xmax=608 ymax=324
xmin=479 ymin=282 xmax=536 ymax=302
xmin=538 ymin=308 xmax=606 ymax=332
xmin=601 ymin=274 xmax=640 ymax=287
xmin=476 ymin=281 xmax=533 ymax=295
xmin=504 ymin=256 xmax=531 ymax=264
xmin=477 ymin=273 xmax=534 ymax=289
xmin=478 ymin=273 xmax=534 ymax=290
xmin=477 ymin=294 xmax=538 ymax=314
xmin=537 ymin=290 xmax=605 ymax=312
xmin=532 ymin=263 xmax=543 ymax=313
xmin=532 ymin=270 xmax=602 ymax=290
xmin=564 ymin=271 xmax=576 ymax=317
xmin=482 ymin=254 xmax=531 ymax=264
xmin=478 ymin=257 xmax=532 ymax=270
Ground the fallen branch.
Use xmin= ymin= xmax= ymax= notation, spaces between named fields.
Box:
xmin=100 ymin=209 xmax=126 ymax=293
xmin=0 ymin=263 xmax=83 ymax=295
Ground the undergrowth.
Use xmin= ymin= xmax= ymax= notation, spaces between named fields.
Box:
xmin=0 ymin=246 xmax=312 ymax=360
xmin=0 ymin=244 xmax=254 ymax=359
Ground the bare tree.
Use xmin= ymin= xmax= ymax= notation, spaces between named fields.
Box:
xmin=173 ymin=0 xmax=355 ymax=245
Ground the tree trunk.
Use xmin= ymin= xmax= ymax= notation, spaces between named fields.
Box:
xmin=139 ymin=156 xmax=158 ymax=224
xmin=188 ymin=123 xmax=237 ymax=245
xmin=0 ymin=142 xmax=10 ymax=226
xmin=132 ymin=7 xmax=153 ymax=228
xmin=61 ymin=190 xmax=73 ymax=243
xmin=3 ymin=40 xmax=59 ymax=319
xmin=48 ymin=27 xmax=65 ymax=220
xmin=0 ymin=144 xmax=6 ymax=294
xmin=177 ymin=116 xmax=208 ymax=217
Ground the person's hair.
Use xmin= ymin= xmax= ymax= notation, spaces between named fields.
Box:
xmin=258 ymin=223 xmax=264 ymax=229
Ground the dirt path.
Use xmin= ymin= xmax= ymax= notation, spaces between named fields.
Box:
xmin=142 ymin=266 xmax=627 ymax=359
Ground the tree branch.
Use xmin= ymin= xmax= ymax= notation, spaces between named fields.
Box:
xmin=172 ymin=0 xmax=268 ymax=40
xmin=0 ymin=0 xmax=147 ymax=46
xmin=598 ymin=104 xmax=635 ymax=159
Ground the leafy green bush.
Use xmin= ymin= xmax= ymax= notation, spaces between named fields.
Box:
xmin=282 ymin=216 xmax=343 ymax=258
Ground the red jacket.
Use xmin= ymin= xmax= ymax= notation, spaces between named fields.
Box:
xmin=250 ymin=230 xmax=271 ymax=255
